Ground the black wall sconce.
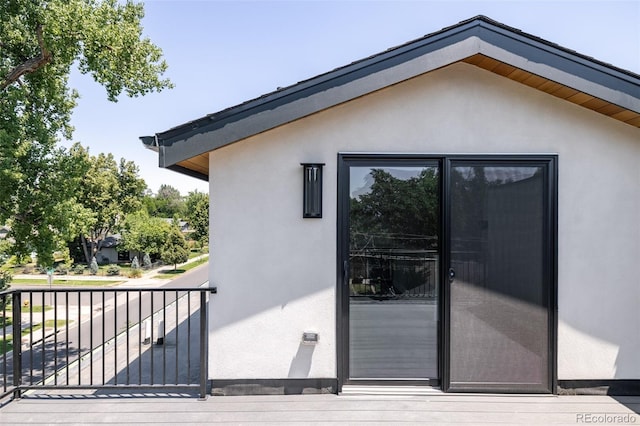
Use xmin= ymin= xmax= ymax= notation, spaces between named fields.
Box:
xmin=301 ymin=163 xmax=324 ymax=218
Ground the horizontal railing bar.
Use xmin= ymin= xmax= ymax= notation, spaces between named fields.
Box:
xmin=19 ymin=384 xmax=202 ymax=390
xmin=1 ymin=287 xmax=214 ymax=295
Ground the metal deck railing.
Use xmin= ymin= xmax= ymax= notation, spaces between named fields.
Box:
xmin=0 ymin=287 xmax=214 ymax=401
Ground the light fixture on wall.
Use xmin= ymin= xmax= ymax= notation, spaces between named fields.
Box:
xmin=301 ymin=163 xmax=324 ymax=218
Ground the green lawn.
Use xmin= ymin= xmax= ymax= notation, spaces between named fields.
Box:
xmin=27 ymin=319 xmax=69 ymax=334
xmin=3 ymin=304 xmax=53 ymax=313
xmin=11 ymin=278 xmax=123 ymax=286
xmin=153 ymin=256 xmax=208 ymax=279
xmin=0 ymin=336 xmax=12 ymax=354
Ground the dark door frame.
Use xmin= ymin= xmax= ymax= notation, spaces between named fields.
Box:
xmin=336 ymin=153 xmax=558 ymax=394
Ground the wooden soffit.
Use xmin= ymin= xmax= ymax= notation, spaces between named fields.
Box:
xmin=463 ymin=54 xmax=640 ymax=128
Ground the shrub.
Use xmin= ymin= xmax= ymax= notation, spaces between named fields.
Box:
xmin=127 ymin=268 xmax=142 ymax=278
xmin=72 ymin=264 xmax=86 ymax=275
xmin=21 ymin=265 xmax=34 ymax=274
xmin=55 ymin=263 xmax=70 ymax=275
xmin=142 ymin=253 xmax=152 ymax=269
xmin=131 ymin=256 xmax=140 ymax=270
xmin=89 ymin=257 xmax=99 ymax=275
xmin=0 ymin=270 xmax=11 ymax=292
xmin=106 ymin=265 xmax=120 ymax=276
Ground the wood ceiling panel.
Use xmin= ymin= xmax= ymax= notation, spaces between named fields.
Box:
xmin=521 ymin=74 xmax=548 ymax=89
xmin=625 ymin=115 xmax=640 ymax=126
xmin=565 ymin=92 xmax=594 ymax=105
xmin=610 ymin=110 xmax=639 ymax=122
xmin=491 ymin=62 xmax=518 ymax=77
xmin=506 ymin=68 xmax=532 ymax=83
xmin=536 ymin=80 xmax=565 ymax=94
xmin=580 ymin=97 xmax=610 ymax=110
xmin=596 ymin=104 xmax=626 ymax=116
xmin=549 ymin=86 xmax=580 ymax=99
xmin=177 ymin=153 xmax=209 ymax=176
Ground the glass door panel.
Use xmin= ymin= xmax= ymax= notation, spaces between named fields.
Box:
xmin=448 ymin=163 xmax=551 ymax=391
xmin=348 ymin=164 xmax=439 ymax=379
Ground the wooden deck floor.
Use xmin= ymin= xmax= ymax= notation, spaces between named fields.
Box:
xmin=2 ymin=392 xmax=639 ymax=425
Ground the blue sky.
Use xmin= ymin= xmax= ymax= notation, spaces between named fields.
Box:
xmin=65 ymin=1 xmax=640 ymax=195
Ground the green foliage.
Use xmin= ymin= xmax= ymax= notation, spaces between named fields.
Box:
xmin=142 ymin=252 xmax=152 ymax=269
xmin=161 ymin=227 xmax=189 ymax=270
xmin=131 ymin=256 xmax=140 ymax=270
xmin=127 ymin=268 xmax=142 ymax=278
xmin=0 ymin=0 xmax=170 ymax=267
xmin=106 ymin=264 xmax=120 ymax=276
xmin=74 ymin=149 xmax=146 ymax=263
xmin=0 ymin=240 xmax=11 ymax=265
xmin=0 ymin=270 xmax=12 ymax=293
xmin=145 ymin=184 xmax=186 ymax=218
xmin=55 ymin=263 xmax=70 ymax=275
xmin=89 ymin=256 xmax=99 ymax=275
xmin=185 ymin=190 xmax=209 ymax=245
xmin=120 ymin=211 xmax=172 ymax=258
xmin=2 ymin=144 xmax=93 ymax=267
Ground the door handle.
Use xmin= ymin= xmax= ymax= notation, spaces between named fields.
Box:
xmin=448 ymin=268 xmax=455 ymax=283
xmin=343 ymin=260 xmax=349 ymax=285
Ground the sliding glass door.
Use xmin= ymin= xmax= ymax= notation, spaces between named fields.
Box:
xmin=338 ymin=155 xmax=556 ymax=392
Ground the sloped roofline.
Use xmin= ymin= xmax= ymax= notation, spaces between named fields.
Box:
xmin=142 ymin=15 xmax=640 ymax=180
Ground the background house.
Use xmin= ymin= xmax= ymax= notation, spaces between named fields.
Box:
xmin=142 ymin=16 xmax=640 ymax=395
xmin=0 ymin=226 xmax=10 ymax=241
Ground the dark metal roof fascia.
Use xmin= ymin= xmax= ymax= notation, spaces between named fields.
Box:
xmin=155 ymin=19 xmax=485 ymax=147
xmin=154 ymin=15 xmax=640 ymax=164
xmin=140 ymin=135 xmax=159 ymax=152
xmin=473 ymin=19 xmax=640 ymax=95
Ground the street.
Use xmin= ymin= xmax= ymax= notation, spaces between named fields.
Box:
xmin=8 ymin=264 xmax=209 ymax=387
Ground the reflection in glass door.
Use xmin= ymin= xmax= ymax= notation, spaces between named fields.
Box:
xmin=347 ymin=163 xmax=440 ymax=380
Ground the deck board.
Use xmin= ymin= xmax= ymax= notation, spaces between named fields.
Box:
xmin=2 ymin=393 xmax=639 ymax=425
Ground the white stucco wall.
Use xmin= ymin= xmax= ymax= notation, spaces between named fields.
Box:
xmin=208 ymin=61 xmax=640 ymax=381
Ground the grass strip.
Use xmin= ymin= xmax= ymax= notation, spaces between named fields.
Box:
xmin=11 ymin=278 xmax=123 ymax=286
xmin=153 ymin=256 xmax=208 ymax=279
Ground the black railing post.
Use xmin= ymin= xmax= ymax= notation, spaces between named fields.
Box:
xmin=199 ymin=290 xmax=207 ymax=400
xmin=12 ymin=291 xmax=21 ymax=399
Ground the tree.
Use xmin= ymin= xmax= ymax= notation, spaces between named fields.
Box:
xmin=161 ymin=227 xmax=189 ymax=271
xmin=2 ymin=143 xmax=93 ymax=267
xmin=1 ymin=0 xmax=171 ymax=267
xmin=76 ymin=152 xmax=147 ymax=264
xmin=120 ymin=210 xmax=172 ymax=259
xmin=154 ymin=185 xmax=186 ymax=218
xmin=185 ymin=190 xmax=209 ymax=245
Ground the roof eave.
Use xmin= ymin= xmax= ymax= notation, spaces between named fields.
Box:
xmin=144 ymin=15 xmax=640 ymax=178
